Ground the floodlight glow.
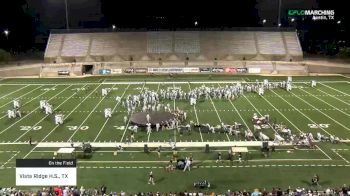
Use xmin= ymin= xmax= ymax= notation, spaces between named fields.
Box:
xmin=262 ymin=19 xmax=266 ymax=24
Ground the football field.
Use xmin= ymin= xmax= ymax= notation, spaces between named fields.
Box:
xmin=0 ymin=75 xmax=350 ymax=193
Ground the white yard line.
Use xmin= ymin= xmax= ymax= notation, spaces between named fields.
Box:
xmin=332 ymin=150 xmax=350 ymax=163
xmin=68 ymin=84 xmax=117 ymax=141
xmin=299 ymin=87 xmax=350 ymax=117
xmin=0 ymin=151 xmax=20 ymax=168
xmin=147 ymin=83 xmax=161 ymax=143
xmin=217 ymin=83 xmax=257 ymax=141
xmin=0 ymin=85 xmax=29 ymax=99
xmin=93 ymin=84 xmax=130 ymax=142
xmin=289 ymin=90 xmax=350 ymax=131
xmin=270 ymin=90 xmax=333 ymax=136
xmin=172 ymin=83 xmax=176 ymax=143
xmin=316 ymin=88 xmax=350 ymax=106
xmin=320 ymin=83 xmax=350 ymax=96
xmin=1 ymin=80 xmax=348 ymax=86
xmin=22 ymin=83 xmax=103 ymax=159
xmin=187 ymin=83 xmax=203 ymax=142
xmin=13 ymin=85 xmax=75 ymax=142
xmin=247 ymin=158 xmax=331 ymax=162
xmin=0 ymin=85 xmax=43 ymax=110
xmin=173 ymin=82 xmax=176 ymax=111
xmin=263 ymin=91 xmax=333 ymax=160
xmin=121 ymin=83 xmax=146 ymax=143
xmin=0 ymin=85 xmax=60 ymax=135
xmin=315 ymin=145 xmax=332 ymax=160
xmin=205 ymin=84 xmax=231 ymax=141
xmin=243 ymin=94 xmax=279 ymax=135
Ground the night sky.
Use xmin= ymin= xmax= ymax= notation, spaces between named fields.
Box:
xmin=0 ymin=0 xmax=348 ymax=53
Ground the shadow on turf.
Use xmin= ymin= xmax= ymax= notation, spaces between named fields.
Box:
xmin=301 ymin=180 xmax=331 ymax=188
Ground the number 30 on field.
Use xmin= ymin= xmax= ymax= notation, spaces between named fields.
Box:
xmin=66 ymin=126 xmax=89 ymax=131
xmin=307 ymin=124 xmax=330 ymax=128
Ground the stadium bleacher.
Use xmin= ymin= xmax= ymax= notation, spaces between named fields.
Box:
xmin=231 ymin=31 xmax=257 ymax=55
xmin=60 ymin=34 xmax=90 ymax=57
xmin=45 ymin=34 xmax=64 ymax=58
xmin=44 ymin=30 xmax=303 ymax=63
xmin=282 ymin=32 xmax=303 ymax=56
xmin=174 ymin=32 xmax=200 ymax=54
xmin=256 ymin=32 xmax=286 ymax=55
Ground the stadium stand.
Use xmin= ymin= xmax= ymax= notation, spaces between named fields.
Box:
xmin=44 ymin=30 xmax=303 ymax=64
xmin=282 ymin=32 xmax=303 ymax=56
xmin=174 ymin=31 xmax=200 ymax=54
xmin=256 ymin=32 xmax=286 ymax=56
xmin=90 ymin=33 xmax=118 ymax=56
xmin=230 ymin=31 xmax=257 ymax=55
xmin=60 ymin=34 xmax=90 ymax=58
xmin=147 ymin=32 xmax=173 ymax=54
xmin=44 ymin=34 xmax=64 ymax=59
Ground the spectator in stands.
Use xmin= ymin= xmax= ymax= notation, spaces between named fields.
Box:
xmin=251 ymin=188 xmax=261 ymax=196
xmin=342 ymin=184 xmax=348 ymax=195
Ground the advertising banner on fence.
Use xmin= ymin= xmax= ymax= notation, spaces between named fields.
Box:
xmin=199 ymin=68 xmax=211 ymax=73
xmin=124 ymin=68 xmax=134 ymax=73
xmin=148 ymin=67 xmax=184 ymax=73
xmin=211 ymin=68 xmax=224 ymax=72
xmin=183 ymin=67 xmax=199 ymax=73
xmin=111 ymin=68 xmax=122 ymax=74
xmin=248 ymin=68 xmax=261 ymax=74
xmin=236 ymin=68 xmax=248 ymax=73
xmin=57 ymin=70 xmax=70 ymax=76
xmin=224 ymin=67 xmax=237 ymax=74
xmin=134 ymin=68 xmax=147 ymax=73
xmin=99 ymin=69 xmax=111 ymax=75
xmin=16 ymin=159 xmax=76 ymax=186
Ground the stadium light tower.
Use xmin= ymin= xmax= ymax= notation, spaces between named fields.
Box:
xmin=3 ymin=29 xmax=9 ymax=38
xmin=64 ymin=0 xmax=69 ymax=30
xmin=278 ymin=0 xmax=282 ymax=27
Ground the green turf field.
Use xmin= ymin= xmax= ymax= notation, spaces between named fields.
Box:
xmin=0 ymin=75 xmax=350 ymax=193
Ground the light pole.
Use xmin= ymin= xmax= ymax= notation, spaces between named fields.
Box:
xmin=64 ymin=0 xmax=69 ymax=30
xmin=278 ymin=0 xmax=282 ymax=27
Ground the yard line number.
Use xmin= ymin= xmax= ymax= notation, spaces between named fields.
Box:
xmin=66 ymin=126 xmax=89 ymax=131
xmin=308 ymin=124 xmax=330 ymax=129
xmin=20 ymin=126 xmax=42 ymax=131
